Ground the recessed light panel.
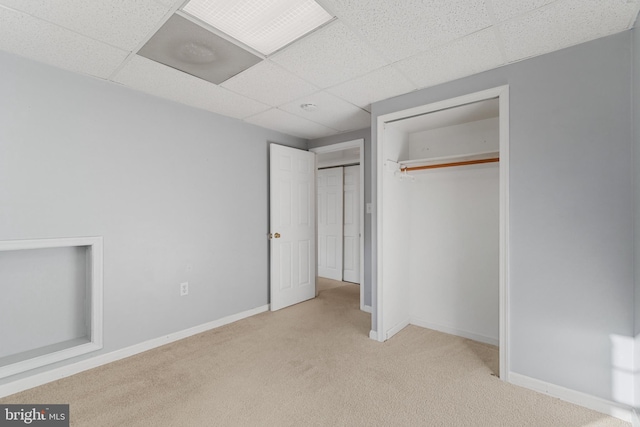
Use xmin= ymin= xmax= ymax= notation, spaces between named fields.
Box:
xmin=182 ymin=0 xmax=334 ymax=56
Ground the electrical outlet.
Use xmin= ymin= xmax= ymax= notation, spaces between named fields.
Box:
xmin=180 ymin=282 xmax=189 ymax=296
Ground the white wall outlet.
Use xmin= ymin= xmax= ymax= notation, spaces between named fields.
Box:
xmin=180 ymin=282 xmax=188 ymax=296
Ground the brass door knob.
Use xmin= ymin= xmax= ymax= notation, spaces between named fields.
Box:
xmin=274 ymin=233 xmax=281 ymax=238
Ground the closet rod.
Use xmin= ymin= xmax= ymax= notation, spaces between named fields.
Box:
xmin=400 ymin=157 xmax=499 ymax=172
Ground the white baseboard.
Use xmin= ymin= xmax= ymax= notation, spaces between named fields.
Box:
xmin=361 ymin=305 xmax=372 ymax=313
xmin=0 ymin=304 xmax=270 ymax=399
xmin=410 ymin=317 xmax=499 ymax=346
xmin=386 ymin=318 xmax=410 ymax=340
xmin=369 ymin=330 xmax=378 ymax=341
xmin=509 ymin=372 xmax=633 ymax=423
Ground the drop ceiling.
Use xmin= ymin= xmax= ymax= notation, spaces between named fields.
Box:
xmin=0 ymin=0 xmax=638 ymax=140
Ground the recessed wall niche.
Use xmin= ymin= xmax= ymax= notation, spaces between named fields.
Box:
xmin=0 ymin=237 xmax=103 ymax=379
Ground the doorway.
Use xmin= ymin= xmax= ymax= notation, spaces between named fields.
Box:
xmin=317 ymin=165 xmax=360 ymax=284
xmin=375 ymin=86 xmax=510 ymax=380
xmin=310 ymin=139 xmax=366 ymax=312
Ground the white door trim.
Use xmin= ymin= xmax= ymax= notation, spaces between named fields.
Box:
xmin=310 ymin=139 xmax=366 ymax=312
xmin=375 ymin=86 xmax=510 ymax=381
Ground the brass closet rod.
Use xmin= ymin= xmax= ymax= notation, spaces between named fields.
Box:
xmin=400 ymin=157 xmax=499 ymax=172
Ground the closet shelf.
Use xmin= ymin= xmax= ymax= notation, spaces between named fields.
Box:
xmin=398 ymin=151 xmax=499 ymax=172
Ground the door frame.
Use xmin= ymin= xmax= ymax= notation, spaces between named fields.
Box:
xmin=375 ymin=86 xmax=510 ymax=381
xmin=310 ymin=139 xmax=366 ymax=312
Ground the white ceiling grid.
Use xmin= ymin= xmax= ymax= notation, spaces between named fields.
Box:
xmin=499 ymin=0 xmax=640 ymax=63
xmin=279 ymin=91 xmax=371 ymax=131
xmin=0 ymin=0 xmax=638 ymax=139
xmin=114 ymin=55 xmax=271 ymax=119
xmin=0 ymin=0 xmax=171 ymax=50
xmin=317 ymin=0 xmax=493 ymax=62
xmin=327 ymin=65 xmax=418 ymax=111
xmin=0 ymin=6 xmax=129 ymax=79
xmin=489 ymin=0 xmax=557 ymax=22
xmin=270 ymin=20 xmax=388 ymax=88
xmin=393 ymin=28 xmax=505 ymax=90
xmin=221 ymin=60 xmax=318 ymax=106
xmin=245 ymin=107 xmax=337 ymax=139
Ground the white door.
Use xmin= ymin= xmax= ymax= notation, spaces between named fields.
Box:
xmin=270 ymin=144 xmax=316 ymax=311
xmin=343 ymin=165 xmax=360 ymax=284
xmin=317 ymin=167 xmax=343 ymax=281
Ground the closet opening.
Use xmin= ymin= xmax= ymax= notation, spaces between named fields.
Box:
xmin=310 ymin=139 xmax=368 ymax=312
xmin=375 ymin=86 xmax=510 ymax=380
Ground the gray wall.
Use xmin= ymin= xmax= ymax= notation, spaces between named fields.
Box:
xmin=0 ymin=50 xmax=306 ymax=384
xmin=308 ymin=128 xmax=372 ymax=307
xmin=371 ymin=31 xmax=634 ymax=402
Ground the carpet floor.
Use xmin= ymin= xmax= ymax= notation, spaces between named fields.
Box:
xmin=1 ymin=279 xmax=629 ymax=426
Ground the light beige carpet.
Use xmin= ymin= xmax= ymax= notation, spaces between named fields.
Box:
xmin=1 ymin=279 xmax=629 ymax=426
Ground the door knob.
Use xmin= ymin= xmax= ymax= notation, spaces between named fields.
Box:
xmin=274 ymin=233 xmax=281 ymax=238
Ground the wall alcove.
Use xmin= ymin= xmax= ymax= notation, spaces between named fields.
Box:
xmin=375 ymin=86 xmax=510 ymax=379
xmin=0 ymin=236 xmax=103 ymax=379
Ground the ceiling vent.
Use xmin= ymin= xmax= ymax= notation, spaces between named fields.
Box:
xmin=138 ymin=14 xmax=262 ymax=85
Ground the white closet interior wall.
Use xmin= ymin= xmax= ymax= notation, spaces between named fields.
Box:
xmin=381 ymin=126 xmax=413 ymax=334
xmin=383 ymin=115 xmax=500 ymax=345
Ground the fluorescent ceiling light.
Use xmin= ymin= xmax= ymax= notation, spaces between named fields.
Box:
xmin=182 ymin=0 xmax=333 ymax=56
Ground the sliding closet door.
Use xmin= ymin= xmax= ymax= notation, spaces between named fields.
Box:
xmin=343 ymin=165 xmax=360 ymax=284
xmin=317 ymin=167 xmax=343 ymax=281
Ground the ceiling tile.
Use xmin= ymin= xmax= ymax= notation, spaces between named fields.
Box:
xmin=244 ymin=109 xmax=337 ymax=139
xmin=488 ymin=0 xmax=557 ymax=22
xmin=221 ymin=60 xmax=318 ymax=106
xmin=199 ymin=86 xmax=271 ymax=120
xmin=499 ymin=0 xmax=640 ymax=63
xmin=280 ymin=92 xmax=371 ymax=131
xmin=327 ymin=65 xmax=417 ymax=111
xmin=154 ymin=0 xmax=182 ymax=7
xmin=320 ymin=0 xmax=492 ymax=62
xmin=393 ymin=29 xmax=504 ymax=90
xmin=0 ymin=0 xmax=171 ymax=51
xmin=0 ymin=7 xmax=129 ymax=79
xmin=113 ymin=55 xmax=177 ymax=91
xmin=270 ymin=20 xmax=387 ymax=88
xmin=113 ymin=55 xmax=270 ymax=119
